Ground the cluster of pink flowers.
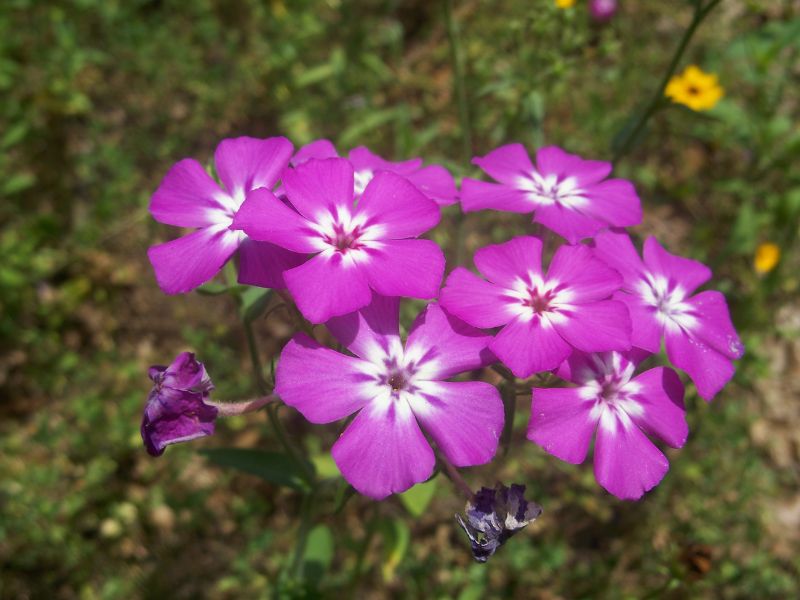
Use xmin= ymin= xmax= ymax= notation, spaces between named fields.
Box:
xmin=145 ymin=135 xmax=743 ymax=502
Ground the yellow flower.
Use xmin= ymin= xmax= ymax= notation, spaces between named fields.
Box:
xmin=556 ymin=0 xmax=576 ymax=8
xmin=754 ymin=243 xmax=780 ymax=275
xmin=665 ymin=65 xmax=724 ymax=111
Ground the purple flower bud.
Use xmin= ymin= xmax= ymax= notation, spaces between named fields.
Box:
xmin=589 ymin=0 xmax=617 ymax=22
xmin=141 ymin=352 xmax=218 ymax=456
xmin=456 ymin=483 xmax=542 ymax=562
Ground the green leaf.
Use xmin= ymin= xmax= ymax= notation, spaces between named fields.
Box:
xmin=2 ymin=172 xmax=36 ymax=195
xmin=1 ymin=122 xmax=28 ymax=149
xmin=196 ymin=282 xmax=244 ymax=296
xmin=300 ymin=524 xmax=334 ymax=584
xmin=378 ymin=517 xmax=410 ymax=582
xmin=310 ymin=452 xmax=340 ymax=479
xmin=399 ymin=476 xmax=437 ymax=517
xmin=200 ymin=448 xmax=310 ymax=491
xmin=240 ymin=288 xmax=273 ymax=322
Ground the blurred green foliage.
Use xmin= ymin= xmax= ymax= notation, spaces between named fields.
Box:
xmin=1 ymin=0 xmax=799 ymax=598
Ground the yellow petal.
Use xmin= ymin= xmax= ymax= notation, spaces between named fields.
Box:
xmin=556 ymin=0 xmax=576 ymax=8
xmin=755 ymin=243 xmax=780 ymax=274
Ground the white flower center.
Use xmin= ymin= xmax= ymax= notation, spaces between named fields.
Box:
xmin=577 ymin=353 xmax=645 ymax=433
xmin=515 ymin=172 xmax=589 ymax=209
xmin=354 ymin=169 xmax=374 ymax=196
xmin=504 ymin=273 xmax=574 ymax=325
xmin=637 ymin=273 xmax=697 ymax=331
xmin=209 ymin=188 xmax=247 ymax=228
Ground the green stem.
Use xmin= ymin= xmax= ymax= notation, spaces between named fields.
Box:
xmin=499 ymin=382 xmax=517 ymax=457
xmin=290 ymin=490 xmax=315 ymax=579
xmin=243 ymin=317 xmax=269 ymax=395
xmin=243 ymin=318 xmax=315 ymax=483
xmin=491 ymin=363 xmax=517 ymax=384
xmin=439 ymin=454 xmax=474 ymax=499
xmin=349 ymin=506 xmax=378 ymax=593
xmin=269 ymin=404 xmax=312 ymax=474
xmin=612 ymin=0 xmax=722 ymax=162
xmin=444 ymin=0 xmax=473 ymax=164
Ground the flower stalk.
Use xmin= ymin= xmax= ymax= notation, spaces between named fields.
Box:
xmin=612 ymin=0 xmax=722 ymax=161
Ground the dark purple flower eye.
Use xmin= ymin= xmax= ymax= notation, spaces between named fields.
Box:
xmin=456 ymin=483 xmax=542 ymax=563
xmin=141 ymin=352 xmax=219 ymax=457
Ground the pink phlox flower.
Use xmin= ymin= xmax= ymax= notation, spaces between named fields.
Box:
xmin=589 ymin=0 xmax=618 ymax=22
xmin=290 ymin=139 xmax=458 ymax=205
xmin=529 ymin=349 xmax=687 ymax=500
xmin=460 ymin=144 xmax=642 ymax=243
xmin=439 ymin=235 xmax=632 ymax=378
xmin=274 ymin=296 xmax=504 ymax=499
xmin=148 ymin=136 xmax=305 ymax=293
xmin=592 ymin=230 xmax=744 ymax=400
xmin=233 ymin=157 xmax=445 ymax=323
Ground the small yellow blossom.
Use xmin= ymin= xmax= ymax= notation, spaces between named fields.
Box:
xmin=754 ymin=243 xmax=780 ymax=275
xmin=556 ymin=0 xmax=576 ymax=8
xmin=665 ymin=65 xmax=724 ymax=111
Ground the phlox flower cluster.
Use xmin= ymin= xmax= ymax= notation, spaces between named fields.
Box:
xmin=144 ymin=135 xmax=743 ymax=504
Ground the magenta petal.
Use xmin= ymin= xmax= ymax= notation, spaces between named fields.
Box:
xmin=628 ymin=367 xmax=688 ymax=448
xmin=593 ymin=415 xmax=669 ymax=500
xmin=214 ymin=136 xmax=293 ymax=198
xmin=533 ymin=203 xmax=605 ymax=244
xmin=491 ymin=317 xmax=572 ymax=377
xmin=583 ymin=179 xmax=642 ymax=227
xmin=364 ymin=239 xmax=445 ymax=300
xmin=474 ymin=236 xmax=543 ymax=287
xmin=150 ymin=159 xmax=227 ymax=228
xmin=291 ymin=139 xmax=339 ymax=166
xmin=665 ymin=327 xmax=735 ymax=401
xmin=237 ymin=238 xmax=306 ymax=289
xmin=348 ymin=146 xmax=422 ymax=174
xmin=528 ymin=387 xmax=598 ymax=464
xmin=472 ymin=143 xmax=535 ymax=186
xmin=410 ymin=381 xmax=503 ymax=467
xmin=405 ymin=304 xmax=496 ymax=380
xmin=326 ymin=295 xmax=402 ymax=362
xmin=554 ymin=300 xmax=632 ymax=353
xmin=275 ymin=334 xmax=376 ymax=423
xmin=460 ymin=178 xmax=533 ymax=213
xmin=534 ymin=146 xmax=585 ymax=177
xmin=439 ymin=267 xmax=516 ymax=328
xmin=357 ymin=171 xmax=441 ymax=238
xmin=685 ymin=291 xmax=744 ymax=359
xmin=616 ymin=293 xmax=662 ymax=353
xmin=232 ymin=188 xmax=320 ymax=253
xmin=643 ymin=237 xmax=712 ymax=295
xmin=563 ymin=157 xmax=613 ymax=188
xmin=282 ymin=157 xmax=355 ymax=220
xmin=332 ymin=398 xmax=435 ymax=499
xmin=142 ymin=388 xmax=218 ymax=456
xmin=148 ymin=226 xmax=240 ymax=294
xmin=285 ymin=251 xmax=373 ymax=323
xmin=592 ymin=230 xmax=647 ymax=285
xmin=406 ymin=164 xmax=458 ymax=206
xmin=546 ymin=244 xmax=622 ymax=302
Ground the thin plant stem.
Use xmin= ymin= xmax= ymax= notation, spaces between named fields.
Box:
xmin=243 ymin=317 xmax=315 ymax=483
xmin=499 ymin=382 xmax=517 ymax=457
xmin=491 ymin=363 xmax=517 ymax=384
xmin=612 ymin=0 xmax=723 ymax=162
xmin=444 ymin=0 xmax=473 ymax=164
xmin=439 ymin=454 xmax=474 ymax=499
xmin=290 ymin=490 xmax=315 ymax=579
xmin=266 ymin=403 xmax=315 ymax=482
xmin=243 ymin=317 xmax=269 ymax=395
xmin=209 ymin=395 xmax=277 ymax=417
xmin=444 ymin=0 xmax=473 ymax=267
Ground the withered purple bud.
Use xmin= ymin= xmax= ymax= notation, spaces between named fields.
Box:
xmin=455 ymin=483 xmax=542 ymax=562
